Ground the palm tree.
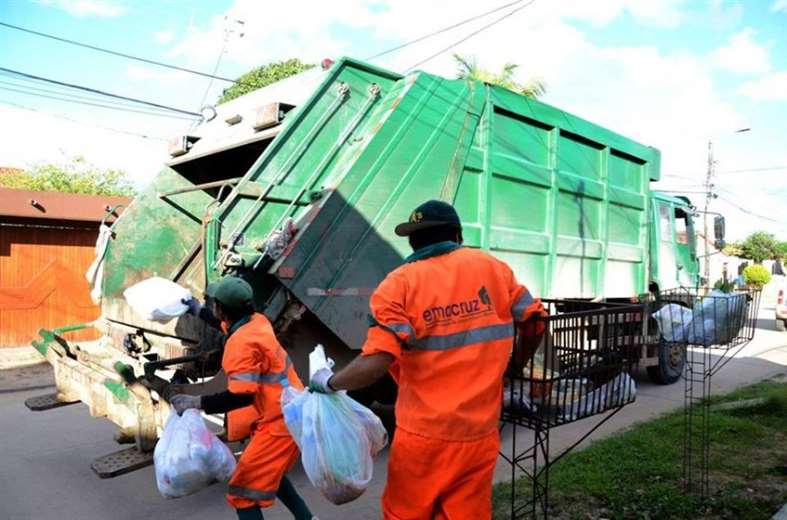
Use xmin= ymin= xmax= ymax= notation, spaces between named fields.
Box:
xmin=453 ymin=54 xmax=546 ymax=98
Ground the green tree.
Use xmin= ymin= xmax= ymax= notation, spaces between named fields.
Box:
xmin=743 ymin=264 xmax=771 ymax=289
xmin=722 ymin=241 xmax=743 ymax=257
xmin=777 ymin=241 xmax=787 ymax=261
xmin=0 ymin=156 xmax=135 ymax=196
xmin=738 ymin=231 xmax=779 ymax=263
xmin=218 ymin=59 xmax=315 ymax=104
xmin=453 ymin=54 xmax=546 ymax=97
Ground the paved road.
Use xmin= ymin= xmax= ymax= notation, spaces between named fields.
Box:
xmin=1 ymin=307 xmax=786 ymax=520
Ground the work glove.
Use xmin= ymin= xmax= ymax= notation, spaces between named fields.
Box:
xmin=170 ymin=394 xmax=202 ymax=415
xmin=181 ymin=297 xmax=203 ymax=316
xmin=308 ymin=367 xmax=336 ymax=394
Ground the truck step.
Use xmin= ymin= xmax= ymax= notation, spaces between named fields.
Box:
xmin=91 ymin=446 xmax=154 ymax=478
xmin=24 ymin=393 xmax=79 ymax=411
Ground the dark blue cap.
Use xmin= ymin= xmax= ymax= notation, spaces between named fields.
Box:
xmin=394 ymin=200 xmax=461 ymax=236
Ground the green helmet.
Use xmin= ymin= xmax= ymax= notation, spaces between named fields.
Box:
xmin=205 ymin=276 xmax=253 ymax=307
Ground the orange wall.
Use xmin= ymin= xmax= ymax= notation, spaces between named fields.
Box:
xmin=0 ymin=222 xmax=101 ymax=347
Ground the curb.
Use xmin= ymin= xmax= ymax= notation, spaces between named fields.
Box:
xmin=0 ymin=346 xmax=46 ymax=371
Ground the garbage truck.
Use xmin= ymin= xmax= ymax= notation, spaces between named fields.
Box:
xmin=29 ymin=57 xmax=720 ymax=472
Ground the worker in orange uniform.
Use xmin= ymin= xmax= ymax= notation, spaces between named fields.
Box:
xmin=309 ymin=200 xmax=547 ymax=520
xmin=170 ymin=276 xmax=316 ymax=520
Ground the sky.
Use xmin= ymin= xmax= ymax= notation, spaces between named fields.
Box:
xmin=0 ymin=0 xmax=785 ymax=240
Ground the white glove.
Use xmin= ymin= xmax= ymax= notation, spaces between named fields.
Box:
xmin=308 ymin=367 xmax=336 ymax=394
xmin=170 ymin=394 xmax=201 ymax=415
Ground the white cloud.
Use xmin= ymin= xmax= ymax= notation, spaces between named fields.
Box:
xmin=0 ymin=104 xmax=171 ymax=186
xmin=772 ymin=0 xmax=787 ymax=13
xmin=36 ymin=0 xmax=125 ymax=17
xmin=125 ymin=65 xmax=186 ymax=83
xmin=713 ymin=28 xmax=771 ymax=74
xmin=153 ymin=30 xmax=175 ymax=45
xmin=739 ymin=71 xmax=787 ymax=101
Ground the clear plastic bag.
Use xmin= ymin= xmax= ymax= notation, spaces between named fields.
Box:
xmin=687 ymin=290 xmax=747 ymax=346
xmin=282 ymin=388 xmax=388 ymax=505
xmin=154 ymin=410 xmax=236 ymax=499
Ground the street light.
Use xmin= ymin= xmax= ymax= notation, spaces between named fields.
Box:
xmin=702 ymin=127 xmax=751 ymax=283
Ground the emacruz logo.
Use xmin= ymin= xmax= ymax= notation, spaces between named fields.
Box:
xmin=422 ymin=286 xmax=492 ymax=324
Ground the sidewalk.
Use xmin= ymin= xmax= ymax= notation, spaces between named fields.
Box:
xmin=0 ymin=346 xmax=45 ymax=371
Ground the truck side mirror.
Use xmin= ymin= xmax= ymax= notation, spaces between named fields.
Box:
xmin=714 ymin=215 xmax=725 ymax=240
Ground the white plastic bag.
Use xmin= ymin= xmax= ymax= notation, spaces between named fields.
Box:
xmin=563 ymin=373 xmax=637 ymax=421
xmin=123 ymin=277 xmax=191 ymax=323
xmin=282 ymin=388 xmax=388 ymax=505
xmin=687 ymin=290 xmax=747 ymax=346
xmin=154 ymin=410 xmax=236 ymax=499
xmin=653 ymin=303 xmax=693 ymax=343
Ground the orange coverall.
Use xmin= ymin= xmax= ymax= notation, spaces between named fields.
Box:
xmin=222 ymin=313 xmax=305 ymax=509
xmin=361 ymin=246 xmax=546 ymax=520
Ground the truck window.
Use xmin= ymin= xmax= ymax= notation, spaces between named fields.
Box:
xmin=675 ymin=209 xmax=689 ymax=245
xmin=659 ymin=203 xmax=672 ymax=242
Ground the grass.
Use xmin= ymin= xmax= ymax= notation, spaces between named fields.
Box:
xmin=493 ymin=377 xmax=787 ymax=519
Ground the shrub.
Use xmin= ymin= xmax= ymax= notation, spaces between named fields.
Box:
xmin=743 ymin=264 xmax=771 ymax=289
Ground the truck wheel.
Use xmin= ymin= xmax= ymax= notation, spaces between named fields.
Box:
xmin=777 ymin=319 xmax=786 ymax=332
xmin=647 ymin=338 xmax=684 ymax=385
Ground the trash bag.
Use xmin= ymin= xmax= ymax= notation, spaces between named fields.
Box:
xmin=687 ymin=290 xmax=747 ymax=346
xmin=653 ymin=303 xmax=693 ymax=343
xmin=562 ymin=372 xmax=637 ymax=421
xmin=282 ymin=388 xmax=388 ymax=505
xmin=123 ymin=277 xmax=191 ymax=323
xmin=154 ymin=410 xmax=236 ymax=499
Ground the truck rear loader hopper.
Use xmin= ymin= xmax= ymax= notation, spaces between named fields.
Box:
xmin=30 ymin=57 xmax=696 ymax=472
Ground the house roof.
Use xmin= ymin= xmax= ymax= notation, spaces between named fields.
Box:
xmin=0 ymin=187 xmax=130 ymax=223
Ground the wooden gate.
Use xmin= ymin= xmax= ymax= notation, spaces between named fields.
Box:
xmin=0 ymin=222 xmax=101 ymax=347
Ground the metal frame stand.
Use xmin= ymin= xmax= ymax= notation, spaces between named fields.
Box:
xmin=683 ymin=344 xmax=712 ymax=497
xmin=500 ymin=406 xmax=627 ymax=519
xmin=674 ymin=289 xmax=762 ymax=499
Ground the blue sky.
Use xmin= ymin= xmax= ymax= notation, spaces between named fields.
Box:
xmin=0 ymin=0 xmax=785 ymax=239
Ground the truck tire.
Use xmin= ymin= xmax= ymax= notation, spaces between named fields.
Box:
xmin=647 ymin=338 xmax=685 ymax=385
xmin=777 ymin=319 xmax=786 ymax=332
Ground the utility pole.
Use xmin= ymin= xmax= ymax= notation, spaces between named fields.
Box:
xmin=701 ymin=128 xmax=750 ymax=285
xmin=703 ymin=140 xmax=715 ymax=285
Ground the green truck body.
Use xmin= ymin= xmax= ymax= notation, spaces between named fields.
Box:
xmin=33 ymin=57 xmax=700 ymax=452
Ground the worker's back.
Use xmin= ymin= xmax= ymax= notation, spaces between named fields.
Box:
xmin=370 ymin=247 xmax=530 ymax=441
xmin=223 ymin=313 xmax=304 ymax=435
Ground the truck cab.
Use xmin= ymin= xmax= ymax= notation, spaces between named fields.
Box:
xmin=650 ymin=193 xmax=701 ymax=292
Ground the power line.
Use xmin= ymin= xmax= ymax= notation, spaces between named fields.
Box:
xmin=716 ymin=165 xmax=787 ymax=175
xmin=0 ymin=20 xmax=238 ymax=84
xmin=0 ymin=99 xmax=168 ymax=141
xmin=0 ymin=85 xmax=195 ymax=120
xmin=666 ymin=165 xmax=787 ymax=178
xmin=0 ymin=66 xmax=201 ymax=117
xmin=716 ymin=194 xmax=783 ymax=224
xmin=0 ymin=78 xmax=180 ymax=113
xmin=366 ymin=0 xmax=527 ymax=61
xmin=405 ymin=0 xmax=537 ymax=72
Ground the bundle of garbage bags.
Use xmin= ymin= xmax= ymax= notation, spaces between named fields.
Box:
xmin=503 ymin=342 xmax=637 ymax=422
xmin=653 ymin=290 xmax=747 ymax=346
xmin=154 ymin=410 xmax=236 ymax=498
xmin=282 ymin=346 xmax=388 ymax=505
xmin=282 ymin=388 xmax=387 ymax=504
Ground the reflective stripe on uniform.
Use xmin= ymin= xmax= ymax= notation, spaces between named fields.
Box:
xmin=380 ymin=322 xmax=416 ymax=342
xmin=510 ymin=290 xmax=534 ymax=321
xmin=409 ymin=322 xmax=514 ymax=351
xmin=229 ymin=357 xmax=292 ymax=385
xmin=227 ymin=484 xmax=277 ymax=501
